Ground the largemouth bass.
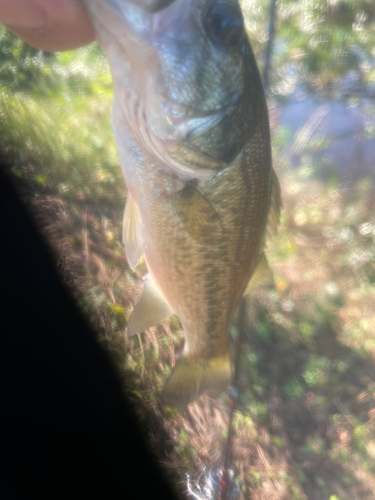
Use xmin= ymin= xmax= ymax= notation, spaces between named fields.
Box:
xmin=83 ymin=0 xmax=281 ymax=409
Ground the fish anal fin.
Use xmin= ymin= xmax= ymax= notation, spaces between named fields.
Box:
xmin=123 ymin=191 xmax=144 ymax=271
xmin=169 ymin=184 xmax=223 ymax=241
xmin=160 ymin=352 xmax=231 ymax=409
xmin=266 ymin=170 xmax=282 ymax=240
xmin=244 ymin=252 xmax=274 ymax=294
xmin=127 ymin=274 xmax=172 ymax=337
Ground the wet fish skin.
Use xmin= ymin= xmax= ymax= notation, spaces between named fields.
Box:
xmin=83 ymin=0 xmax=281 ymax=409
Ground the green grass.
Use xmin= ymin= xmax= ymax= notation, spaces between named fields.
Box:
xmin=0 ymin=34 xmax=120 ymax=201
xmin=2 ymin=25 xmax=375 ymax=500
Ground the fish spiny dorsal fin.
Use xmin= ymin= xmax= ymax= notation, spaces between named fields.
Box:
xmin=266 ymin=169 xmax=282 ymax=240
xmin=160 ymin=352 xmax=231 ymax=409
xmin=122 ymin=191 xmax=145 ymax=271
xmin=243 ymin=252 xmax=274 ymax=295
xmin=127 ymin=274 xmax=173 ymax=337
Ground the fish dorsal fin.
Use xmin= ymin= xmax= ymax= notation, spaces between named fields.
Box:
xmin=266 ymin=170 xmax=282 ymax=240
xmin=170 ymin=184 xmax=223 ymax=241
xmin=244 ymin=252 xmax=274 ymax=294
xmin=122 ymin=191 xmax=144 ymax=271
xmin=127 ymin=274 xmax=173 ymax=337
xmin=243 ymin=172 xmax=281 ymax=295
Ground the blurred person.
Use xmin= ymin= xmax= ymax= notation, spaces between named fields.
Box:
xmin=0 ymin=0 xmax=95 ymax=51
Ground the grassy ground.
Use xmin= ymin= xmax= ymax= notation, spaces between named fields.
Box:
xmin=2 ymin=31 xmax=375 ymax=499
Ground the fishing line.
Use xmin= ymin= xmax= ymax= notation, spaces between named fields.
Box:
xmin=186 ymin=297 xmax=248 ymax=500
xmin=220 ymin=297 xmax=247 ymax=500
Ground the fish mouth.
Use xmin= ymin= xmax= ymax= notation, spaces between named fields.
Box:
xmin=157 ymin=93 xmax=239 ymax=142
xmin=103 ymin=0 xmax=174 ymax=14
xmin=123 ymin=89 xmax=235 ymax=180
xmin=159 ymin=105 xmax=227 ymax=143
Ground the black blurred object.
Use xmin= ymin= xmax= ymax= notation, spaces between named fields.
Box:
xmin=0 ymin=165 xmax=177 ymax=500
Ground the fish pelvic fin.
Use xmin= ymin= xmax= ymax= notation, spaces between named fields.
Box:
xmin=244 ymin=252 xmax=274 ymax=294
xmin=266 ymin=170 xmax=282 ymax=241
xmin=127 ymin=274 xmax=172 ymax=337
xmin=160 ymin=352 xmax=231 ymax=410
xmin=123 ymin=191 xmax=145 ymax=271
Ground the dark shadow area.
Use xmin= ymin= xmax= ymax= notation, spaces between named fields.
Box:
xmin=0 ymin=165 xmax=179 ymax=500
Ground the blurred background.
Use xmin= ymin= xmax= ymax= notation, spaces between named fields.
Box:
xmin=1 ymin=1 xmax=375 ymax=498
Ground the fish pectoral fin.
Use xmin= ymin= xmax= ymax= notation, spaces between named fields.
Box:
xmin=244 ymin=252 xmax=274 ymax=294
xmin=123 ymin=191 xmax=145 ymax=271
xmin=266 ymin=170 xmax=282 ymax=240
xmin=170 ymin=184 xmax=223 ymax=241
xmin=127 ymin=274 xmax=173 ymax=337
xmin=160 ymin=352 xmax=231 ymax=409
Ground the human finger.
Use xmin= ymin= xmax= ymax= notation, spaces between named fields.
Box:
xmin=0 ymin=0 xmax=95 ymax=51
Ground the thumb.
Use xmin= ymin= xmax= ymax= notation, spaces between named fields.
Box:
xmin=0 ymin=0 xmax=95 ymax=52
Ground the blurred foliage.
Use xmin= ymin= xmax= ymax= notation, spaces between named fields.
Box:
xmin=1 ymin=4 xmax=375 ymax=499
xmin=0 ymin=26 xmax=121 ymax=201
xmin=241 ymin=0 xmax=375 ymax=98
xmin=0 ymin=27 xmax=41 ymax=92
xmin=0 ymin=26 xmax=108 ymax=96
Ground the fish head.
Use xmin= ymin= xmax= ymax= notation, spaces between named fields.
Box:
xmin=84 ymin=0 xmax=265 ymax=180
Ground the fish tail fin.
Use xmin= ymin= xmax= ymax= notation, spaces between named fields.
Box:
xmin=160 ymin=352 xmax=231 ymax=409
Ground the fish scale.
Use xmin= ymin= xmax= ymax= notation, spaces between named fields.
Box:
xmin=83 ymin=0 xmax=281 ymax=409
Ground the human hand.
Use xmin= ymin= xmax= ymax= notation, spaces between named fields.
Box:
xmin=0 ymin=0 xmax=95 ymax=52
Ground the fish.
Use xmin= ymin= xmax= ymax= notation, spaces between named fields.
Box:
xmin=83 ymin=0 xmax=281 ymax=409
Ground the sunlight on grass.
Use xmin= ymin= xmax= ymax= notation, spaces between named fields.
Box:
xmin=0 ymin=36 xmax=121 ymax=201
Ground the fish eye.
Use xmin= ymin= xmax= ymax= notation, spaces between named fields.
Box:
xmin=204 ymin=0 xmax=245 ymax=51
